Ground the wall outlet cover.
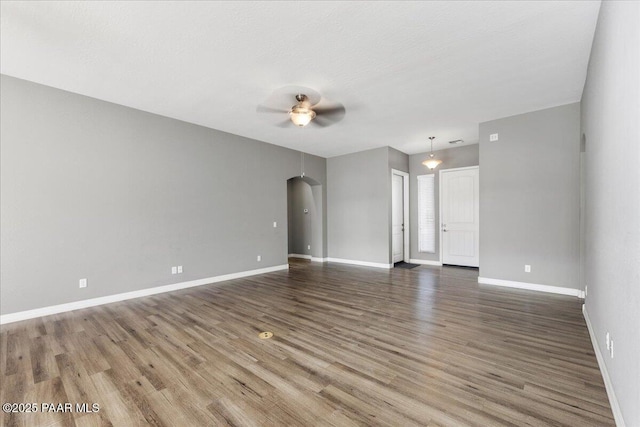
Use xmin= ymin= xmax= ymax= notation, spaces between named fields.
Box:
xmin=79 ymin=278 xmax=88 ymax=288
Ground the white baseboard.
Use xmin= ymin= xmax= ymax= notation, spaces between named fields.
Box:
xmin=288 ymin=254 xmax=327 ymax=263
xmin=583 ymin=305 xmax=626 ymax=427
xmin=326 ymin=257 xmax=392 ymax=269
xmin=409 ymin=258 xmax=443 ymax=266
xmin=0 ymin=264 xmax=289 ymax=325
xmin=288 ymin=253 xmax=311 ymax=260
xmin=478 ymin=277 xmax=583 ymax=298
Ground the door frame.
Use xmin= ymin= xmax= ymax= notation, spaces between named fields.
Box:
xmin=391 ymin=169 xmax=410 ymax=263
xmin=438 ymin=165 xmax=479 ymax=266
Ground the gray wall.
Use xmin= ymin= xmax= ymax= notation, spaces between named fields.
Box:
xmin=388 ymin=147 xmax=409 ymax=173
xmin=409 ymin=144 xmax=479 ymax=262
xmin=0 ymin=75 xmax=326 ymax=314
xmin=479 ymin=103 xmax=581 ymax=288
xmin=287 ymin=177 xmax=321 ymax=257
xmin=327 ymin=147 xmax=390 ymax=264
xmin=581 ymin=1 xmax=640 ymax=425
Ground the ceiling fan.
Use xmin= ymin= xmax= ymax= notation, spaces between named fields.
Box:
xmin=257 ymin=92 xmax=345 ymax=128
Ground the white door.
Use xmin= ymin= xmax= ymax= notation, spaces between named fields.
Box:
xmin=441 ymin=167 xmax=479 ymax=267
xmin=392 ymin=173 xmax=404 ymax=263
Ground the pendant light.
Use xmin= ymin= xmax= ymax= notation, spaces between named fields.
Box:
xmin=422 ymin=136 xmax=442 ymax=170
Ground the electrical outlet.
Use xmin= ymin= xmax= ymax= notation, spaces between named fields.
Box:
xmin=257 ymin=255 xmax=261 ymax=262
xmin=171 ymin=266 xmax=177 ymax=274
xmin=489 ymin=133 xmax=499 ymax=142
xmin=273 ymin=221 xmax=277 ymax=228
xmin=610 ymin=340 xmax=614 ymax=358
xmin=307 ymin=245 xmax=311 ymax=250
xmin=79 ymin=278 xmax=88 ymax=289
xmin=524 ymin=264 xmax=531 ymax=273
xmin=585 ymin=285 xmax=588 ymax=296
xmin=177 ymin=266 xmax=183 ymax=274
xmin=606 ymin=332 xmax=610 ymax=350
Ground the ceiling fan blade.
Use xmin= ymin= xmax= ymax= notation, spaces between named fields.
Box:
xmin=311 ymin=116 xmax=331 ymax=127
xmin=314 ymin=104 xmax=346 ymax=122
xmin=276 ymin=119 xmax=292 ymax=128
xmin=257 ymin=105 xmax=289 ymax=114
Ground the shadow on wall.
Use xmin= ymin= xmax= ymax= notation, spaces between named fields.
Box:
xmin=287 ymin=176 xmax=323 ymax=259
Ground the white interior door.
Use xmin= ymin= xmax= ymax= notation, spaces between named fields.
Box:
xmin=392 ymin=173 xmax=404 ymax=263
xmin=441 ymin=167 xmax=479 ymax=267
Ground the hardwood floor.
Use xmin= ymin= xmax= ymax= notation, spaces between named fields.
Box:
xmin=1 ymin=259 xmax=614 ymax=426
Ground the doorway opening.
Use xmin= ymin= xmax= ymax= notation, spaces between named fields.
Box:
xmin=391 ymin=169 xmax=410 ymax=265
xmin=287 ymin=176 xmax=324 ymax=261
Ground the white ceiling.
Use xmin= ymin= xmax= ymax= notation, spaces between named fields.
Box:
xmin=0 ymin=1 xmax=600 ymax=158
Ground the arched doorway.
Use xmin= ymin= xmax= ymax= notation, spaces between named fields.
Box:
xmin=287 ymin=176 xmax=324 ymax=261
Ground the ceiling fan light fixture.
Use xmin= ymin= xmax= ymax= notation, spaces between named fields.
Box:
xmin=289 ymin=105 xmax=316 ymax=127
xmin=258 ymin=91 xmax=344 ymax=129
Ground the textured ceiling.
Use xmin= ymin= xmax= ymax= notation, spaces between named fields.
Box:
xmin=0 ymin=1 xmax=600 ymax=157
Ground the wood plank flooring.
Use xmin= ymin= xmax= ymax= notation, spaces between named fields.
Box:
xmin=1 ymin=259 xmax=614 ymax=426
